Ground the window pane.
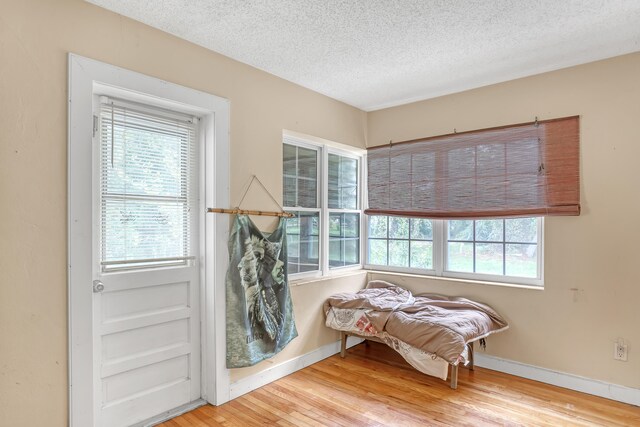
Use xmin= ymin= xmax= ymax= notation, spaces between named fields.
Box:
xmin=368 ymin=216 xmax=388 ymax=238
xmin=368 ymin=239 xmax=387 ymax=265
xmin=298 ymin=147 xmax=317 ymax=179
xmin=283 ymin=143 xmax=318 ymax=209
xmin=329 ymin=213 xmax=359 ymax=237
xmin=283 ymin=176 xmax=296 ymax=206
xmin=328 ymin=154 xmax=358 ymax=209
xmin=506 ymin=218 xmax=538 ymax=243
xmin=343 ymin=214 xmax=359 ymax=237
xmin=328 ymin=154 xmax=340 ymax=208
xmin=410 ymin=218 xmax=432 ymax=240
xmin=285 ymin=215 xmax=299 ymax=234
xmin=310 ymin=214 xmax=319 ymax=235
xmin=476 ymin=243 xmax=504 ymax=275
xmin=329 ymin=239 xmax=343 ymax=267
xmin=299 ymin=237 xmax=319 ymax=273
xmin=447 ymin=242 xmax=473 ymax=272
xmin=389 ymin=217 xmax=409 ymax=239
xmin=340 ymin=157 xmax=358 ymax=209
xmin=341 ymin=156 xmax=358 ymax=185
xmin=506 ymin=244 xmax=538 ymax=277
xmin=329 ymin=213 xmax=360 ymax=268
xmin=284 ymin=144 xmax=298 ymax=206
xmin=410 ymin=241 xmax=432 ymax=269
xmin=286 ymin=223 xmax=303 ymax=270
xmin=297 ymin=178 xmax=317 ymax=208
xmin=286 ymin=211 xmax=319 ymax=274
xmin=329 ymin=213 xmax=341 ymax=237
xmin=341 ymin=185 xmax=358 ymax=210
xmin=345 ymin=239 xmax=359 ymax=264
xmin=283 ymin=144 xmax=296 ymax=177
xmin=389 ymin=240 xmax=409 ymax=267
xmin=329 ymin=238 xmax=360 ymax=267
xmin=475 ymin=219 xmax=503 ymax=242
xmin=449 ymin=220 xmax=473 ymax=241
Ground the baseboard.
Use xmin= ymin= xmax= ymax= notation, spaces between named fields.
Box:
xmin=229 ymin=336 xmax=364 ymax=400
xmin=474 ymin=353 xmax=639 ymax=407
xmin=228 ymin=340 xmax=639 ymax=407
xmin=138 ymin=398 xmax=206 ymax=427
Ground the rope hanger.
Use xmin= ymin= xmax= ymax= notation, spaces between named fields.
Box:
xmin=207 ymin=175 xmax=294 ymax=218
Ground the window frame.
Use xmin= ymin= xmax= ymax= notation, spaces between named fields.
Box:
xmin=283 ymin=134 xmax=365 ymax=280
xmin=365 ymin=217 xmax=544 ymax=287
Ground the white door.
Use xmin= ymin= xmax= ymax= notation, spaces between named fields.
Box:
xmin=93 ymin=97 xmax=201 ymax=426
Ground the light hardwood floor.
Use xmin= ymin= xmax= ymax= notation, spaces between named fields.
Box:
xmin=160 ymin=342 xmax=640 ymax=426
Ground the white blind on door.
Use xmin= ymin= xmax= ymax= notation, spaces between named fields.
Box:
xmin=99 ymin=97 xmax=197 ymax=270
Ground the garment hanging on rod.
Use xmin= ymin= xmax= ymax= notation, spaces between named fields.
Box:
xmin=225 ymin=214 xmax=298 ymax=367
xmin=206 ymin=175 xmax=295 ymax=218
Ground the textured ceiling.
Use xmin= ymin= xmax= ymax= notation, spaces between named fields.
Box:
xmin=86 ymin=0 xmax=640 ymax=111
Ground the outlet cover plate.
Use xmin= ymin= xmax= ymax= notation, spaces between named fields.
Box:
xmin=614 ymin=343 xmax=628 ymax=361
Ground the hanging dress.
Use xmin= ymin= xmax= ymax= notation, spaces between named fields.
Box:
xmin=226 ymin=214 xmax=298 ymax=368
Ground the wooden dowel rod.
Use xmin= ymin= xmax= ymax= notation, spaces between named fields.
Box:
xmin=207 ymin=208 xmax=294 ymax=218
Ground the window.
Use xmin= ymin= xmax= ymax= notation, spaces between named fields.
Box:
xmin=447 ymin=218 xmax=539 ymax=277
xmin=363 ymin=117 xmax=577 ymax=287
xmin=367 ymin=216 xmax=543 ymax=285
xmin=99 ymin=98 xmax=197 ymax=271
xmin=368 ymin=216 xmax=433 ymax=270
xmin=283 ymin=136 xmax=363 ymax=277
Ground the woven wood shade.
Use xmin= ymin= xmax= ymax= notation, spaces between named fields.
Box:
xmin=366 ymin=116 xmax=580 ymax=219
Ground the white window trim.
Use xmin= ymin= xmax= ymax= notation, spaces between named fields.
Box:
xmin=283 ymin=132 xmax=365 ymax=280
xmin=68 ymin=54 xmax=231 ymax=427
xmin=365 ymin=217 xmax=544 ymax=287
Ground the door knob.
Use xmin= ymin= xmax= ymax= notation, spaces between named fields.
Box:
xmin=93 ymin=280 xmax=105 ymax=293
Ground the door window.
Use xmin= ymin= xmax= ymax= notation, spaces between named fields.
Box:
xmin=99 ymin=98 xmax=197 ymax=271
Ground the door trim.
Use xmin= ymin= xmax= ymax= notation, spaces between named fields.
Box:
xmin=68 ymin=54 xmax=231 ymax=427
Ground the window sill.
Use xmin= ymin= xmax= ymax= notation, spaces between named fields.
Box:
xmin=289 ymin=269 xmax=367 ymax=287
xmin=365 ymin=269 xmax=544 ymax=291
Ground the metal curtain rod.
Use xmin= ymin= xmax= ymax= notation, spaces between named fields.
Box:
xmin=207 ymin=208 xmax=294 ymax=218
xmin=373 ymin=115 xmax=579 ymax=150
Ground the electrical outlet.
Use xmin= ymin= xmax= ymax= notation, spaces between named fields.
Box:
xmin=614 ymin=342 xmax=628 ymax=361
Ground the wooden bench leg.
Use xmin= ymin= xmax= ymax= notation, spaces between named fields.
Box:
xmin=468 ymin=341 xmax=475 ymax=371
xmin=340 ymin=331 xmax=348 ymax=358
xmin=450 ymin=364 xmax=458 ymax=389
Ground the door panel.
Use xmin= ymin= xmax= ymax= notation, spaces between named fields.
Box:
xmin=101 ymin=315 xmax=190 ymax=361
xmin=102 ymin=379 xmax=191 ymax=427
xmin=101 ymin=342 xmax=192 ymax=379
xmin=102 ymin=282 xmax=189 ymax=321
xmin=103 ymin=355 xmax=190 ymax=403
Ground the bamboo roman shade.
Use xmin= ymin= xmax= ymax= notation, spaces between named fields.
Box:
xmin=366 ymin=116 xmax=580 ymax=219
